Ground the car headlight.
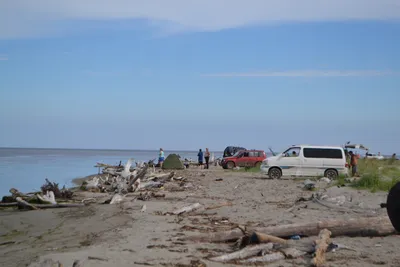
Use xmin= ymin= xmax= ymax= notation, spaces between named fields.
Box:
xmin=261 ymin=160 xmax=268 ymax=167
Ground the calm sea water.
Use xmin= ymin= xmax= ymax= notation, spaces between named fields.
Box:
xmin=0 ymin=148 xmax=223 ymax=197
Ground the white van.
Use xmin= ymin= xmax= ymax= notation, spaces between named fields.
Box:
xmin=260 ymin=145 xmax=348 ymax=179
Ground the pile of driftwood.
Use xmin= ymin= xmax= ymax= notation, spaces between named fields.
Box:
xmin=184 ymin=216 xmax=396 ymax=265
xmin=207 ymin=229 xmax=332 ymax=265
xmin=84 ymin=159 xmax=150 ymax=194
xmin=0 ymin=179 xmax=83 ymax=210
xmin=83 ymin=158 xmax=181 ymax=205
xmin=0 ymin=158 xmax=187 ymax=211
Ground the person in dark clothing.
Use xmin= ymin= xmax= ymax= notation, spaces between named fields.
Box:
xmin=204 ymin=148 xmax=210 ymax=169
xmin=349 ymin=151 xmax=359 ymax=177
xmin=198 ymin=149 xmax=204 ymax=168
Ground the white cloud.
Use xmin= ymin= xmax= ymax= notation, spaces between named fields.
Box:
xmin=0 ymin=0 xmax=399 ymax=39
xmin=202 ymin=70 xmax=400 ymax=77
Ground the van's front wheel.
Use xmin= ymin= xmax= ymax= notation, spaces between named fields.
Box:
xmin=325 ymin=169 xmax=338 ymax=179
xmin=268 ymin=168 xmax=282 ymax=179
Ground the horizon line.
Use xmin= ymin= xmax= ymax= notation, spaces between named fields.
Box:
xmin=0 ymin=146 xmax=224 ymax=153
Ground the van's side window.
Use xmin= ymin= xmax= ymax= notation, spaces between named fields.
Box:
xmin=303 ymin=148 xmax=343 ymax=159
xmin=283 ymin=147 xmax=300 ymax=157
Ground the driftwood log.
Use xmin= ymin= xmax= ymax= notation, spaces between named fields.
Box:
xmin=205 ymin=202 xmax=233 ymax=210
xmin=237 ymin=247 xmax=306 ymax=264
xmin=210 ymin=242 xmax=307 ymax=264
xmin=110 ymin=194 xmax=124 ymax=204
xmin=250 ymin=232 xmax=287 ymax=245
xmin=8 ymin=188 xmax=38 ymax=203
xmin=209 ymin=243 xmax=273 ymax=262
xmin=312 ymin=229 xmax=332 ymax=267
xmin=0 ymin=202 xmax=18 ymax=207
xmin=148 ymin=172 xmax=175 ymax=183
xmin=33 ymin=203 xmax=86 ymax=209
xmin=172 ymin=203 xmax=203 ymax=215
xmin=16 ymin=197 xmax=39 ymax=210
xmin=187 ymin=216 xmax=396 ymax=242
xmin=253 ymin=216 xmax=395 ymax=238
xmin=10 ymin=188 xmax=28 ymax=198
xmin=234 ymin=231 xmax=287 ymax=249
xmin=238 ymin=252 xmax=285 ymax=264
xmin=6 ymin=199 xmax=86 ymax=210
xmin=188 ymin=228 xmax=244 ymax=243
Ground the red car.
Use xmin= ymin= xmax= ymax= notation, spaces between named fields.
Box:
xmin=221 ymin=149 xmax=266 ymax=169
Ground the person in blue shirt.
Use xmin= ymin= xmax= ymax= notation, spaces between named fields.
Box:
xmin=198 ymin=149 xmax=204 ymax=168
xmin=158 ymin=148 xmax=165 ymax=168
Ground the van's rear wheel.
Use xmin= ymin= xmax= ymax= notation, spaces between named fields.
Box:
xmin=268 ymin=168 xmax=282 ymax=179
xmin=325 ymin=169 xmax=338 ymax=179
xmin=226 ymin=161 xmax=235 ymax=169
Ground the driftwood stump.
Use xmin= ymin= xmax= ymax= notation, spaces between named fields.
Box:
xmin=128 ymin=165 xmax=148 ymax=191
xmin=312 ymin=229 xmax=332 ymax=267
xmin=250 ymin=232 xmax=287 ymax=244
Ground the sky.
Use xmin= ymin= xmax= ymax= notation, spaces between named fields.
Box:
xmin=0 ymin=1 xmax=400 ymax=154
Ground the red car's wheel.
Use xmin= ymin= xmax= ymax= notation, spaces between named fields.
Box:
xmin=226 ymin=161 xmax=235 ymax=169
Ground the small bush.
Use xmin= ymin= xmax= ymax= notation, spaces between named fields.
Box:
xmin=244 ymin=166 xmax=261 ymax=173
xmin=336 ymin=174 xmax=347 ymax=185
xmin=352 ymin=158 xmax=400 ymax=192
xmin=234 ymin=166 xmax=261 ymax=173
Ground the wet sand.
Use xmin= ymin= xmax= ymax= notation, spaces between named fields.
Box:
xmin=1 ymin=166 xmax=399 ymax=267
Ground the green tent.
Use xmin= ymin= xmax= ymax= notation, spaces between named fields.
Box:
xmin=162 ymin=154 xmax=184 ymax=170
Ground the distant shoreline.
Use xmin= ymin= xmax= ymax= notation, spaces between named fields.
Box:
xmin=0 ymin=147 xmax=224 ymax=153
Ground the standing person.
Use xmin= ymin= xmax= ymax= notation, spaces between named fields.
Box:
xmin=198 ymin=149 xmax=204 ymax=169
xmin=158 ymin=148 xmax=165 ymax=168
xmin=204 ymin=148 xmax=211 ymax=169
xmin=349 ymin=151 xmax=359 ymax=177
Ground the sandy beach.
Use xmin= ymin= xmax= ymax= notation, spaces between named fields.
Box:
xmin=0 ymin=165 xmax=399 ymax=267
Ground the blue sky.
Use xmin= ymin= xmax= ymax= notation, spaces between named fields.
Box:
xmin=0 ymin=1 xmax=400 ymax=154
